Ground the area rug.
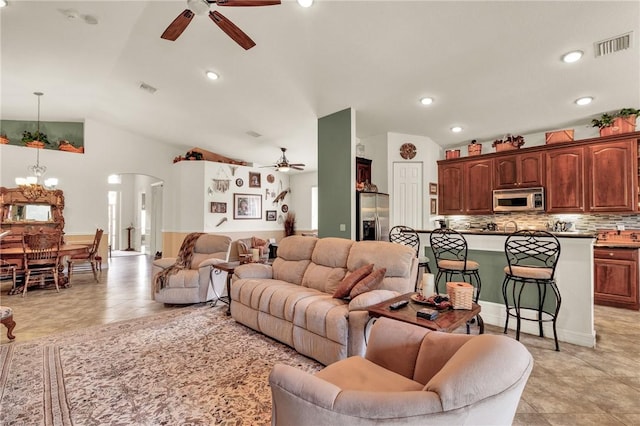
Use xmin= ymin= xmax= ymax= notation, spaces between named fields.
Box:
xmin=0 ymin=305 xmax=323 ymax=425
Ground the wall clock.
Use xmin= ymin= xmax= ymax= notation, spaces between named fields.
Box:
xmin=400 ymin=143 xmax=417 ymax=159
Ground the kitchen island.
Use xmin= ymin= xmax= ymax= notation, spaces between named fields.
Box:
xmin=418 ymin=229 xmax=597 ymax=348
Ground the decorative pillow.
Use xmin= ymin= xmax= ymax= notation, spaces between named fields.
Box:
xmin=349 ymin=267 xmax=387 ymax=298
xmin=333 ymin=264 xmax=374 ymax=299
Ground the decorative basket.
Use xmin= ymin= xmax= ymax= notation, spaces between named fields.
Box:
xmin=446 ymin=282 xmax=474 ymax=310
xmin=467 ymin=141 xmax=482 ymax=156
xmin=545 ymin=129 xmax=574 ymax=144
xmin=600 ymin=115 xmax=637 ymax=137
xmin=445 ymin=149 xmax=460 ymax=159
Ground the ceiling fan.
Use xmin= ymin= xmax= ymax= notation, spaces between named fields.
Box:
xmin=263 ymin=148 xmax=305 ymax=172
xmin=161 ymin=0 xmax=280 ymax=50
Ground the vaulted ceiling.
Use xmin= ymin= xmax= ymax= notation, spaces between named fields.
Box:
xmin=2 ymin=1 xmax=638 ymax=171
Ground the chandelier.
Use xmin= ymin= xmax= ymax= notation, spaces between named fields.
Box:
xmin=15 ymin=92 xmax=58 ymax=199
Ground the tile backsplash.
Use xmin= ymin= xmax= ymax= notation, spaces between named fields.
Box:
xmin=444 ymin=212 xmax=640 ymax=232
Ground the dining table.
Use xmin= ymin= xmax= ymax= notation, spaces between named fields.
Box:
xmin=0 ymin=244 xmax=90 ymax=295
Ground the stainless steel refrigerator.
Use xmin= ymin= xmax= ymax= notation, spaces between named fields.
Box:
xmin=356 ymin=192 xmax=389 ymax=241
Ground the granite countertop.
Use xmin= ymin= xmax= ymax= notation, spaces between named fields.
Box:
xmin=416 ymin=229 xmax=597 ymax=239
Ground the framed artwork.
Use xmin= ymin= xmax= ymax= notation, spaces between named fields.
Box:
xmin=266 ymin=210 xmax=277 ymax=221
xmin=210 ymin=202 xmax=227 ymax=213
xmin=234 ymin=193 xmax=262 ymax=220
xmin=430 ymin=198 xmax=438 ymax=215
xmin=249 ymin=172 xmax=261 ymax=188
xmin=429 ymin=182 xmax=438 ymax=195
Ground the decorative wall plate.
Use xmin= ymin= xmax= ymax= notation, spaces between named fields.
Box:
xmin=235 ymin=178 xmax=244 ymax=187
xmin=400 ymin=142 xmax=417 ymax=159
xmin=281 ymin=204 xmax=289 ymax=213
xmin=267 ymin=174 xmax=275 ymax=183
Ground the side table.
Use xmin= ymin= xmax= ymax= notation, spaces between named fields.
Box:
xmin=210 ymin=261 xmax=240 ymax=316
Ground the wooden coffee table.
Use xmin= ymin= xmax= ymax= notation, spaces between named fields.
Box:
xmin=368 ymin=293 xmax=484 ymax=334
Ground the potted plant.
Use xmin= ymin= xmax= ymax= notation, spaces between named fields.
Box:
xmin=57 ymin=139 xmax=84 ymax=153
xmin=592 ymin=108 xmax=639 ymax=136
xmin=492 ymin=134 xmax=525 ymax=152
xmin=21 ymin=130 xmax=50 ymax=148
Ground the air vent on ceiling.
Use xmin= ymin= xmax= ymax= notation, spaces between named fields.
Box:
xmin=139 ymin=82 xmax=157 ymax=94
xmin=594 ymin=32 xmax=632 ymax=57
xmin=246 ymin=130 xmax=262 ymax=138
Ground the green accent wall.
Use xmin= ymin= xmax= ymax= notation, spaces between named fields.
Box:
xmin=318 ymin=108 xmax=352 ymax=238
xmin=0 ymin=120 xmax=84 ymax=152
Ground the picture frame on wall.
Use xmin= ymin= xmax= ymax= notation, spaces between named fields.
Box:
xmin=234 ymin=193 xmax=262 ymax=219
xmin=249 ymin=172 xmax=261 ymax=188
xmin=210 ymin=202 xmax=227 ymax=213
xmin=429 ymin=182 xmax=438 ymax=195
xmin=430 ymin=198 xmax=437 ymax=215
xmin=266 ymin=210 xmax=277 ymax=221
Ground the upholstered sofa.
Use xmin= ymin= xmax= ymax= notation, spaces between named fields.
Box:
xmin=230 ymin=236 xmax=417 ymax=365
xmin=152 ymin=234 xmax=232 ymax=304
xmin=269 ymin=317 xmax=533 ymax=425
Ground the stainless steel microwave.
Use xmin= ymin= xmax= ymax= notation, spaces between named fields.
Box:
xmin=493 ymin=187 xmax=545 ymax=212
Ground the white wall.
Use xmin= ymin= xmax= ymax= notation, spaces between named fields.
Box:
xmin=0 ymin=118 xmax=178 ymax=237
xmin=358 ymin=133 xmax=388 ymax=193
xmin=289 ymin=171 xmax=317 ymax=232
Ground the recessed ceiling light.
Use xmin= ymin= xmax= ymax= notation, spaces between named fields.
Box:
xmin=451 ymin=126 xmax=463 ymax=133
xmin=297 ymin=0 xmax=313 ymax=7
xmin=575 ymin=96 xmax=593 ymax=106
xmin=562 ymin=50 xmax=583 ymax=63
xmin=420 ymin=97 xmax=434 ymax=106
xmin=206 ymin=71 xmax=219 ymax=80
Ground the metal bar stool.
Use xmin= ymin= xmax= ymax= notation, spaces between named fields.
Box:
xmin=389 ymin=226 xmax=431 ymax=290
xmin=502 ymin=230 xmax=561 ymax=351
xmin=429 ymin=228 xmax=482 ymax=302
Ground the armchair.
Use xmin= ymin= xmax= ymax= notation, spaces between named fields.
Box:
xmin=152 ymin=233 xmax=232 ymax=304
xmin=269 ymin=317 xmax=533 ymax=425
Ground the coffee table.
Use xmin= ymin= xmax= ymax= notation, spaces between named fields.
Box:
xmin=368 ymin=292 xmax=484 ymax=334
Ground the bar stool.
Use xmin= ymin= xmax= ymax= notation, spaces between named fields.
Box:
xmin=502 ymin=230 xmax=561 ymax=351
xmin=429 ymin=228 xmax=481 ymax=302
xmin=389 ymin=226 xmax=431 ymax=290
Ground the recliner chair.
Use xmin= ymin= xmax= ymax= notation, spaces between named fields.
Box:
xmin=269 ymin=317 xmax=533 ymax=425
xmin=152 ymin=233 xmax=231 ymax=304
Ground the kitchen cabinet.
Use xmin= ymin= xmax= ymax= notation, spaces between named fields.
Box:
xmin=438 ymin=162 xmax=464 ymax=214
xmin=594 ymin=247 xmax=639 ymax=310
xmin=494 ymin=152 xmax=544 ymax=189
xmin=438 ymin=159 xmax=492 ymax=215
xmin=464 ymin=158 xmax=493 ymax=214
xmin=356 ymin=157 xmax=372 ymax=185
xmin=545 ymin=146 xmax=585 ymax=213
xmin=586 ymin=139 xmax=638 ymax=212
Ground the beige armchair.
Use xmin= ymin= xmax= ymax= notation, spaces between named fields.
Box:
xmin=269 ymin=317 xmax=533 ymax=425
xmin=152 ymin=234 xmax=231 ymax=304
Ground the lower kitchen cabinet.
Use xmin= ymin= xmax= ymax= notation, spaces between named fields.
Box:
xmin=594 ymin=247 xmax=639 ymax=310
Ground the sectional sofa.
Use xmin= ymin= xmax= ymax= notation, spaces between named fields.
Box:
xmin=230 ymin=235 xmax=418 ymax=365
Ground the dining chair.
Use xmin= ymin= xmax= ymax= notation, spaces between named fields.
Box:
xmin=0 ymin=260 xmax=17 ymax=291
xmin=67 ymin=228 xmax=104 ymax=283
xmin=22 ymin=231 xmax=62 ymax=297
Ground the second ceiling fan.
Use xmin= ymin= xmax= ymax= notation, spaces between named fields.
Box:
xmin=161 ymin=0 xmax=280 ymax=50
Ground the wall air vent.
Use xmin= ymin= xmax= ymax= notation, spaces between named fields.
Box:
xmin=246 ymin=130 xmax=262 ymax=138
xmin=594 ymin=32 xmax=632 ymax=57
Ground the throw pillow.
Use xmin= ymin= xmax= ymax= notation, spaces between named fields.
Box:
xmin=333 ymin=264 xmax=374 ymax=299
xmin=349 ymin=267 xmax=387 ymax=298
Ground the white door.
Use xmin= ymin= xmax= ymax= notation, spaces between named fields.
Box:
xmin=392 ymin=162 xmax=423 ymax=229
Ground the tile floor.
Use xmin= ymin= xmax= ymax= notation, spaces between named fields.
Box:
xmin=1 ymin=255 xmax=639 ymax=425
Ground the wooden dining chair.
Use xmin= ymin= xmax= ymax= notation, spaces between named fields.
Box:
xmin=67 ymin=228 xmax=103 ymax=283
xmin=22 ymin=231 xmax=62 ymax=297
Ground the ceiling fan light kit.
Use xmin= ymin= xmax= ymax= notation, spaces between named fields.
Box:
xmin=161 ymin=0 xmax=280 ymax=50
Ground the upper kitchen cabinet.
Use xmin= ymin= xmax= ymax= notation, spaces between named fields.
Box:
xmin=494 ymin=152 xmax=544 ymax=189
xmin=545 ymin=146 xmax=585 ymax=213
xmin=586 ymin=139 xmax=638 ymax=212
xmin=438 ymin=162 xmax=464 ymax=214
xmin=438 ymin=158 xmax=492 ymax=215
xmin=465 ymin=158 xmax=494 ymax=214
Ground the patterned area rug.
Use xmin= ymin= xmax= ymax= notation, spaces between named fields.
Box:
xmin=0 ymin=305 xmax=322 ymax=425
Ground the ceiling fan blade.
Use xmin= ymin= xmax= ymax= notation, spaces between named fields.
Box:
xmin=289 ymin=163 xmax=305 ymax=167
xmin=291 ymin=166 xmax=305 ymax=171
xmin=209 ymin=11 xmax=256 ymax=50
xmin=161 ymin=9 xmax=195 ymax=41
xmin=216 ymin=0 xmax=281 ymax=6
